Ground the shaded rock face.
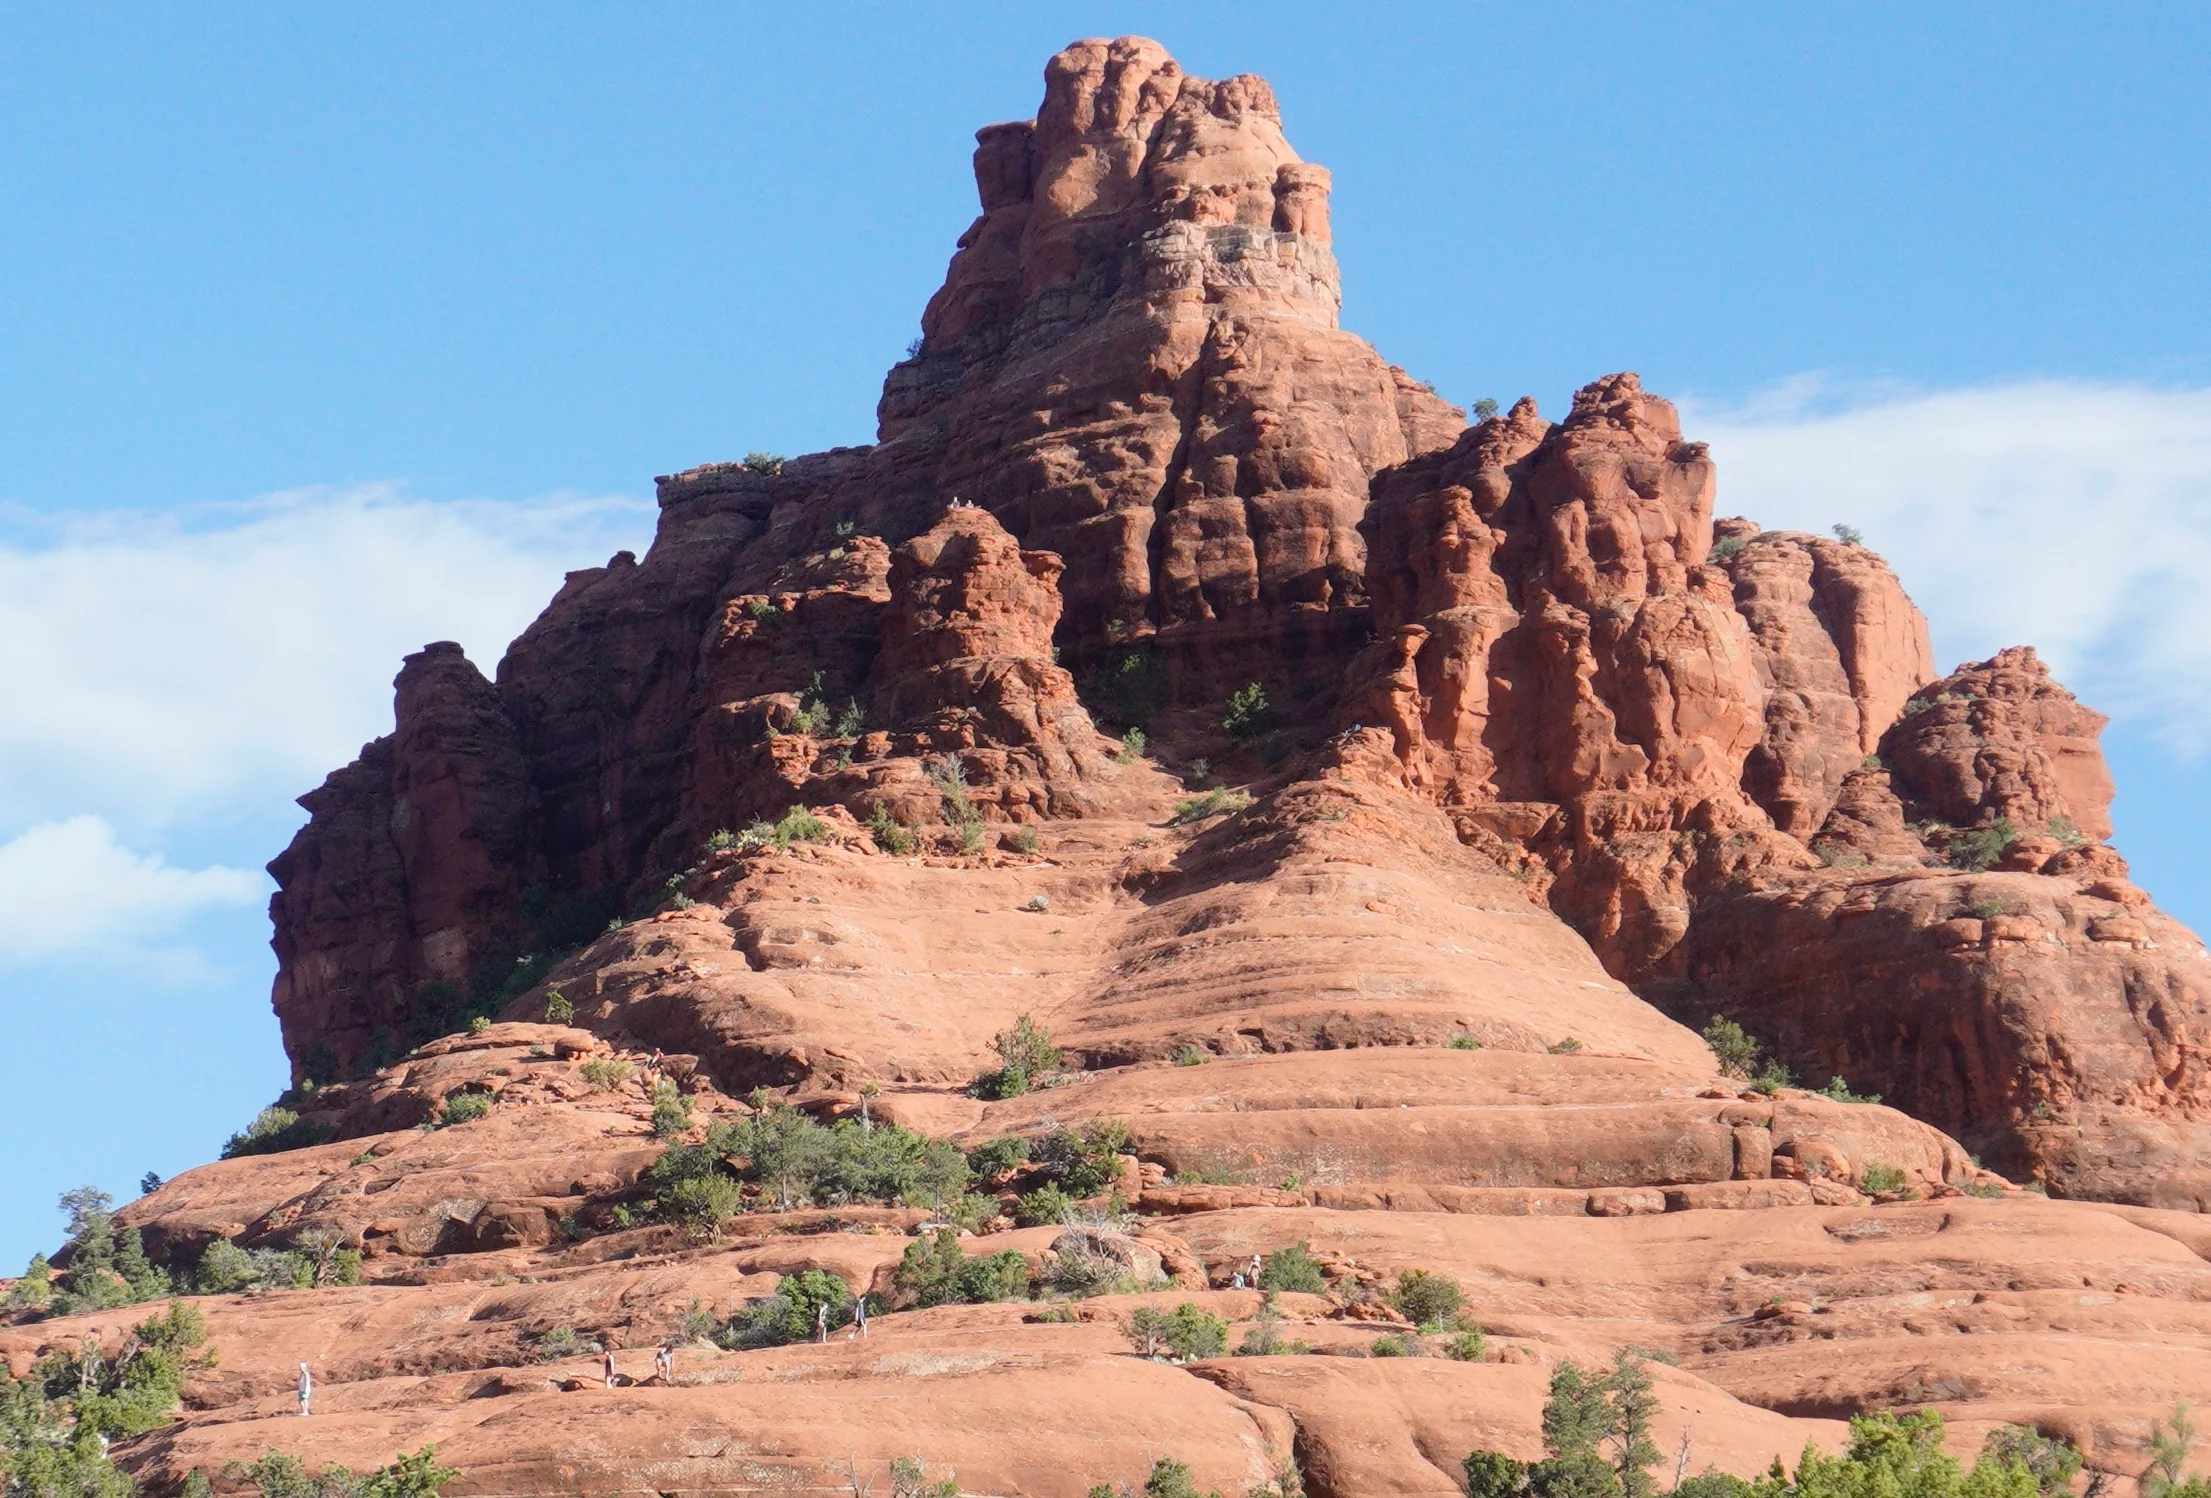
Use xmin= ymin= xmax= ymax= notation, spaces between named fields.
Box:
xmin=879 ymin=34 xmax=1462 ymax=675
xmin=1342 ymin=393 xmax=2207 ymax=1201
xmin=269 ymin=504 xmax=1124 ymax=1076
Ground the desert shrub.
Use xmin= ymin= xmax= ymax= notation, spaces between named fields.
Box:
xmin=1015 ymin=1185 xmax=1075 ymax=1227
xmin=2142 ymin=1404 xmax=2202 ymax=1498
xmin=1667 ymin=1478 xmax=1751 ymax=1498
xmin=888 ymin=1457 xmax=960 ymax=1498
xmin=436 ymin=1091 xmax=493 ymax=1128
xmin=530 ymin=1325 xmax=601 ymax=1361
xmin=1701 ymin=1016 xmax=1760 ymax=1079
xmin=1980 ymin=1425 xmax=2082 ymax=1495
xmin=1944 ymin=817 xmax=2019 ymax=872
xmin=579 ymin=1057 xmax=634 ymax=1092
xmin=1076 ymin=645 xmax=1168 ymax=730
xmin=649 ymin=1080 xmax=692 ymax=1138
xmin=1222 ymin=683 xmax=1273 ymax=740
xmin=1032 ymin=1119 xmax=1128 ymax=1197
xmin=1012 ymin=825 xmax=1041 ymax=855
xmin=774 ymin=807 xmax=828 ymax=846
xmin=1127 ymin=1302 xmax=1226 ymax=1361
xmin=964 ymin=1136 xmax=1028 ymax=1179
xmin=1163 ymin=1303 xmax=1227 ymax=1360
xmin=647 ymin=1107 xmax=968 ymax=1215
xmin=940 ymin=1192 xmax=998 ymax=1233
xmin=541 ymin=991 xmax=574 ymax=1024
xmin=741 ymin=451 xmax=784 ymax=474
xmin=1449 ymin=1033 xmax=1483 ymax=1050
xmin=1234 ymin=1295 xmax=1313 ymax=1357
xmin=467 ymin=1016 xmax=490 ymax=1035
xmin=1168 ymin=788 xmax=1250 ymax=826
xmin=1172 ymin=1043 xmax=1210 ymax=1067
xmin=973 ymin=1013 xmax=1061 ymax=1099
xmin=1832 ymin=523 xmax=1864 ymax=545
xmin=662 ymin=1173 xmax=741 ymax=1226
xmin=222 ymin=1106 xmax=334 ymax=1160
xmin=1547 ymin=1037 xmax=1583 ymax=1055
xmin=248 ymin=1248 xmax=312 ymax=1292
xmin=2047 ymin=815 xmax=2086 ymax=849
xmin=1117 ymin=728 xmax=1147 ymax=763
xmin=1464 ymin=1450 xmax=1529 ymax=1498
xmin=1818 ymin=1075 xmax=1881 ymax=1104
xmin=1369 ymin=1331 xmax=1423 ymax=1357
xmin=1473 ymin=397 xmax=1502 ymax=420
xmin=929 ymin=758 xmax=986 ymax=847
xmin=195 ymin=1238 xmax=256 ymax=1295
xmin=1861 ymin=1162 xmax=1910 ymax=1196
xmin=1442 ymin=1327 xmax=1487 ymax=1361
xmin=894 ymin=1229 xmax=1030 ymax=1307
xmin=1390 ymin=1268 xmax=1464 ymax=1328
xmin=718 ymin=1270 xmax=851 ymax=1348
xmin=1458 ymin=1352 xmax=1676 ymax=1498
xmin=41 ymin=1189 xmax=172 ymax=1313
xmin=1707 ymin=534 xmax=1749 ymax=562
xmin=227 ymin=1446 xmax=460 ymax=1498
xmin=869 ymin=803 xmax=918 ymax=855
xmin=1256 ymin=1242 xmax=1327 ymax=1294
xmin=289 ymin=1228 xmax=356 ymax=1288
xmin=9 ymin=1253 xmax=52 ymax=1308
xmin=1 ymin=1298 xmax=210 ymax=1479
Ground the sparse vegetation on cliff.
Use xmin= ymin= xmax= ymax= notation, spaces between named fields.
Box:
xmin=640 ymin=1104 xmax=969 ymax=1222
xmin=894 ymin=1229 xmax=1029 ymax=1307
xmin=1169 ymin=788 xmax=1250 ymax=826
xmin=973 ymin=1013 xmax=1062 ymax=1099
xmin=221 ymin=1104 xmax=334 ymax=1160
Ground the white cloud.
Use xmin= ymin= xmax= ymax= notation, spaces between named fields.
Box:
xmin=1682 ymin=379 xmax=2211 ymax=756
xmin=0 ymin=485 xmax=653 ymax=833
xmin=0 ymin=815 xmax=261 ymax=968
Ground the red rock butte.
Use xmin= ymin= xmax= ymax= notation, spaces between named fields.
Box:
xmin=15 ymin=35 xmax=2211 ymax=1498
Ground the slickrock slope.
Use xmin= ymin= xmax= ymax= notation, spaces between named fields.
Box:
xmin=24 ymin=33 xmax=2211 ymax=1498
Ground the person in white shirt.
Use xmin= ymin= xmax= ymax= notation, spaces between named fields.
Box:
xmin=297 ymin=1363 xmax=312 ymax=1417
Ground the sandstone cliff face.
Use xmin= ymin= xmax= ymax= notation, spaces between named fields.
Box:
xmin=880 ymin=34 xmax=1462 ymax=674
xmin=169 ymin=35 xmax=2211 ymax=1498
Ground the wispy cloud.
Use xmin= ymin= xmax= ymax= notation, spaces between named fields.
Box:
xmin=0 ymin=815 xmax=260 ymax=971
xmin=1682 ymin=378 xmax=2211 ymax=756
xmin=0 ymin=484 xmax=650 ymax=971
xmin=0 ymin=484 xmax=652 ymax=833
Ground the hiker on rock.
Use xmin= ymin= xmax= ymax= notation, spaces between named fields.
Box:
xmin=655 ymin=1344 xmax=674 ymax=1382
xmin=814 ymin=1300 xmax=830 ymax=1344
xmin=296 ymin=1363 xmax=312 ymax=1417
xmin=850 ymin=1296 xmax=869 ymax=1341
xmin=602 ymin=1348 xmax=617 ymax=1389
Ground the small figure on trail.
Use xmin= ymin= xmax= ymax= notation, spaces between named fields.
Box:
xmin=815 ymin=1299 xmax=830 ymax=1344
xmin=603 ymin=1348 xmax=617 ymax=1389
xmin=1231 ymin=1271 xmax=1246 ymax=1290
xmin=297 ymin=1363 xmax=312 ymax=1417
xmin=1249 ymin=1253 xmax=1263 ymax=1286
xmin=851 ymin=1296 xmax=869 ymax=1341
xmin=654 ymin=1344 xmax=674 ymax=1383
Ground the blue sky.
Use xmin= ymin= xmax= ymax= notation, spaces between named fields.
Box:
xmin=2 ymin=4 xmax=2206 ymax=1268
